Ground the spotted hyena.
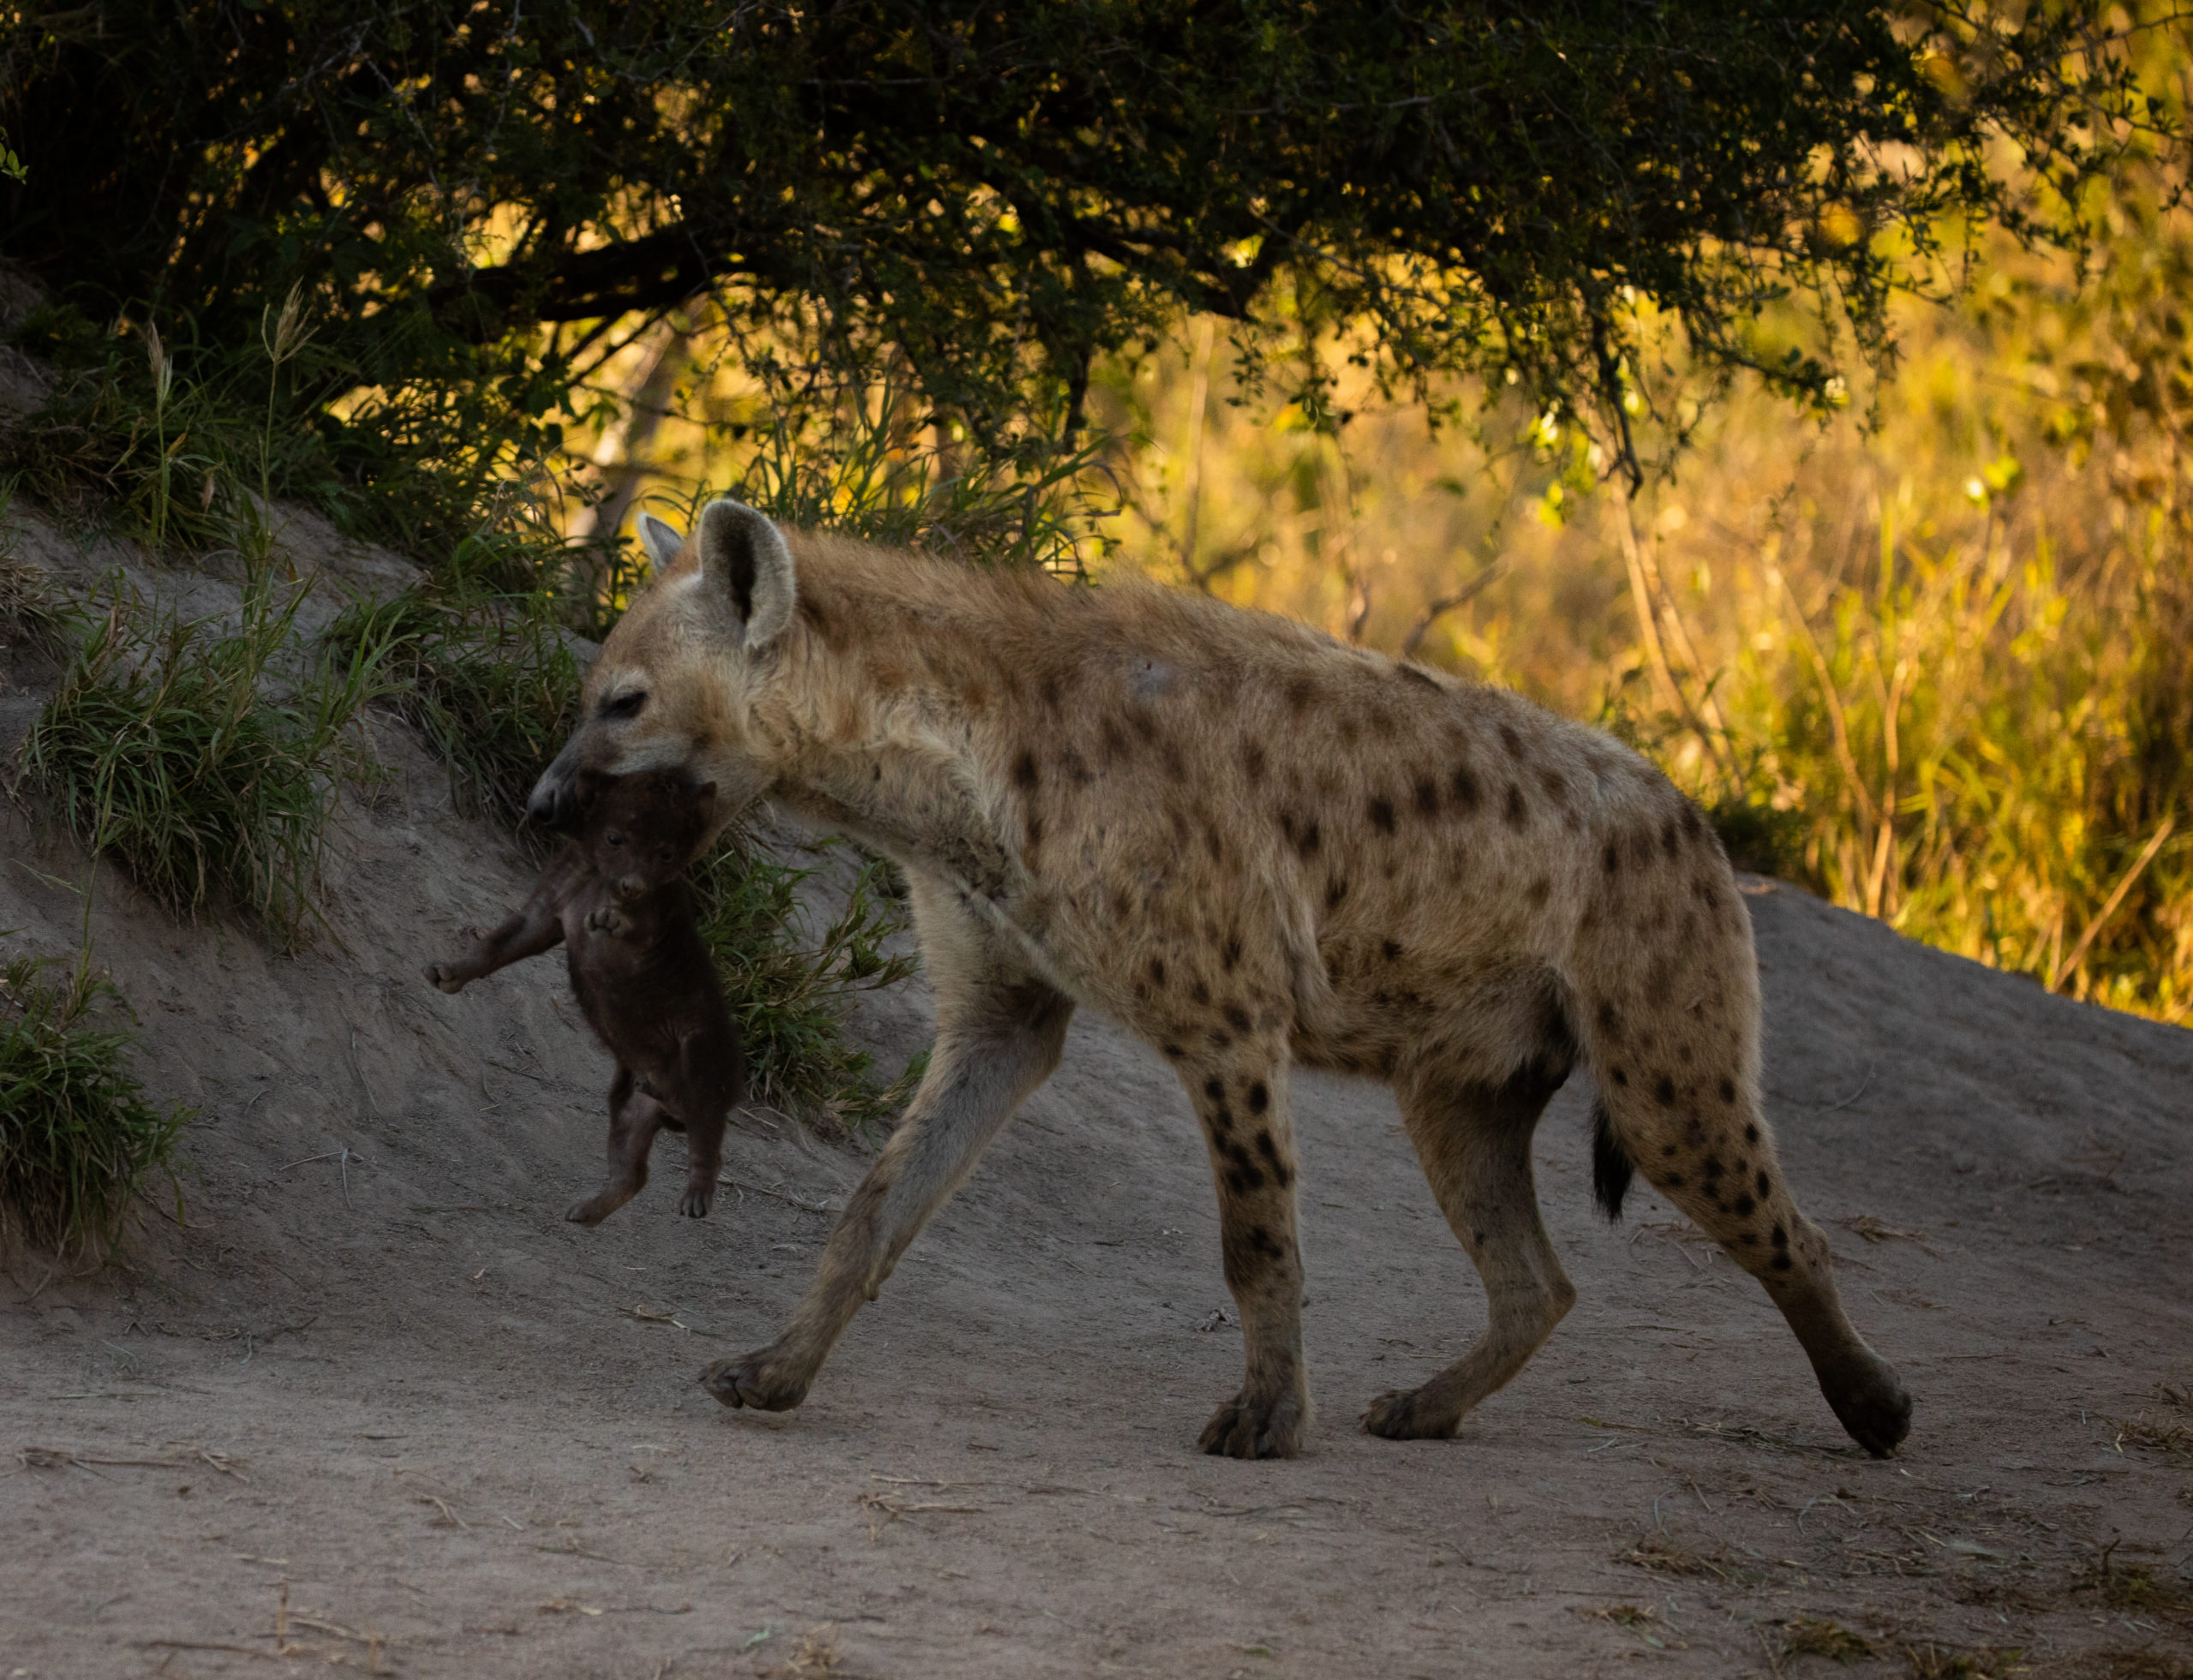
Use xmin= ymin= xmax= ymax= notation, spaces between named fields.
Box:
xmin=526 ymin=499 xmax=1912 ymax=1461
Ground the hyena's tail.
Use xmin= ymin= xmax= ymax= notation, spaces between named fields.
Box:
xmin=1589 ymin=1097 xmax=1634 ymax=1222
xmin=1571 ymin=798 xmax=1912 ymax=1456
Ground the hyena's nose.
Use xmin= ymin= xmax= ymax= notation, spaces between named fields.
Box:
xmin=526 ymin=770 xmax=578 ymax=833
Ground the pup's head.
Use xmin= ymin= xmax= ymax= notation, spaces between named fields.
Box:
xmin=573 ymin=769 xmax=718 ymax=889
xmin=528 ymin=499 xmax=798 ymax=835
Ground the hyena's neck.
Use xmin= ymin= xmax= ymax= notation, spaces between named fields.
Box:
xmin=759 ymin=639 xmax=1023 ymax=908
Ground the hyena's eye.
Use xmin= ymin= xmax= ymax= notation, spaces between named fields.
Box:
xmin=606 ymin=832 xmax=626 ymax=848
xmin=599 ymin=690 xmax=646 ymax=721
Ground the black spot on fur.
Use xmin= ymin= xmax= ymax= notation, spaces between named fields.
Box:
xmin=1596 ymin=1000 xmax=1621 ymax=1034
xmin=1285 ymin=675 xmax=1316 ymax=712
xmin=1718 ymin=1078 xmax=1737 ymax=1104
xmin=1325 ymin=876 xmax=1349 ymax=910
xmin=1222 ymin=936 xmax=1242 ymax=971
xmin=1772 ymin=1253 xmax=1793 ymax=1270
xmin=1499 ymin=722 xmax=1522 ymax=757
xmin=1611 ymin=1067 xmax=1628 ymax=1087
xmin=1294 ymin=819 xmax=1322 ymax=858
xmin=1224 ymin=1003 xmax=1252 ymax=1032
xmin=1744 ymin=1122 xmax=1760 ymax=1143
xmin=1527 ymin=876 xmax=1551 ymax=906
xmin=1664 ymin=1172 xmax=1686 ymax=1188
xmin=1204 ymin=1078 xmax=1226 ymax=1103
xmin=1381 ymin=939 xmax=1402 ymax=964
xmin=1414 ymin=778 xmax=1439 ymax=817
xmin=1368 ymin=795 xmax=1396 ymax=834
xmin=1756 ymin=1169 xmax=1771 ymax=1196
xmin=1733 ymin=1193 xmax=1756 ymax=1216
xmin=1246 ymin=1081 xmax=1270 ymax=1114
xmin=1243 ymin=742 xmax=1267 ymax=783
xmin=1161 ymin=1042 xmax=1185 ymax=1059
xmin=1603 ymin=842 xmax=1621 ymax=875
xmin=1702 ymin=1156 xmax=1724 ymax=1181
xmin=1013 ymin=752 xmax=1040 ymax=791
xmin=1739 ymin=1231 xmax=1758 ymax=1246
xmin=1254 ymin=1132 xmax=1293 ymax=1187
xmin=1662 ymin=819 xmax=1682 ymax=858
xmin=1503 ymin=783 xmax=1529 ymax=828
xmin=1190 ymin=979 xmax=1210 ymax=1006
xmin=1591 ymin=1099 xmax=1634 ymax=1222
xmin=1772 ymin=1223 xmax=1789 ymax=1247
xmin=1149 ymin=957 xmax=1168 ymax=988
xmin=1451 ymin=765 xmax=1482 ymax=811
xmin=1654 ymin=1074 xmax=1676 ymax=1106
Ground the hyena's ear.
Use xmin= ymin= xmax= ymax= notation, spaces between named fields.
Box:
xmin=696 ymin=499 xmax=797 ymax=649
xmin=636 ymin=511 xmax=686 ymax=570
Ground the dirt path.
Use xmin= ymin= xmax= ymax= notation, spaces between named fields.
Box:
xmin=2 ymin=517 xmax=2190 ymax=1678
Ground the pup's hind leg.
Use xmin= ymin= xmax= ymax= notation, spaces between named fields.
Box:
xmin=568 ymin=1067 xmax=663 ymax=1227
xmin=664 ymin=1031 xmax=734 ymax=1219
xmin=1364 ymin=1042 xmax=1576 ymax=1441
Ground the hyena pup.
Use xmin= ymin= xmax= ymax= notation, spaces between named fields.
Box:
xmin=524 ymin=498 xmax=1912 ymax=1462
xmin=427 ymin=769 xmax=746 ymax=1226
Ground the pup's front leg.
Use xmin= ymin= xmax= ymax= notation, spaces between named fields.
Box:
xmin=424 ymin=858 xmax=577 ymax=993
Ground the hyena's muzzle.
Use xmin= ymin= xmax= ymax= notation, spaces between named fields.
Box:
xmin=526 ymin=738 xmax=591 ymax=834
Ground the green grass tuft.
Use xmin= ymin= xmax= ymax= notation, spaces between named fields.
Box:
xmin=21 ymin=574 xmax=390 ymax=949
xmin=0 ymin=951 xmax=193 ymax=1256
xmin=326 ymin=553 xmax=586 ymax=837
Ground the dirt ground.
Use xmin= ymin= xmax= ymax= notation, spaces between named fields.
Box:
xmin=2 ymin=507 xmax=2190 ymax=1679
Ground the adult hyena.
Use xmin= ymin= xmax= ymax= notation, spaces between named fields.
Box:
xmin=527 ymin=499 xmax=1912 ymax=1461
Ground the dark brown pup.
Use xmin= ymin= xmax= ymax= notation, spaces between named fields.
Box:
xmin=424 ymin=770 xmax=744 ymax=1226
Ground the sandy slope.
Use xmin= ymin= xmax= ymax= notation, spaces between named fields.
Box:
xmin=1 ymin=514 xmax=2188 ymax=1680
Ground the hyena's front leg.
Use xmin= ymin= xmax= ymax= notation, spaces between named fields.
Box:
xmin=702 ymin=944 xmax=1073 ymax=1414
xmin=1180 ymin=1038 xmax=1311 ymax=1459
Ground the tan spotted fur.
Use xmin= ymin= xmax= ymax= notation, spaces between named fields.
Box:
xmin=527 ymin=499 xmax=1911 ymax=1460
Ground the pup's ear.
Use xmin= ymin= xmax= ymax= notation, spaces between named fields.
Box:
xmin=696 ymin=499 xmax=797 ymax=649
xmin=636 ymin=511 xmax=686 ymax=570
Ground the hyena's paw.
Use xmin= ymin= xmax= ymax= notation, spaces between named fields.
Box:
xmin=677 ymin=1178 xmax=714 ymax=1219
xmin=1360 ymin=1386 xmax=1461 ymax=1442
xmin=1824 ymin=1360 xmax=1913 ymax=1457
xmin=701 ymin=1347 xmax=811 ymax=1413
xmin=1198 ymin=1387 xmax=1306 ymax=1459
xmin=565 ymin=1183 xmax=639 ymax=1227
xmin=422 ymin=961 xmax=467 ymax=995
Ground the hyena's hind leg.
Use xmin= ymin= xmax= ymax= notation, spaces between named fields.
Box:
xmin=1363 ymin=1001 xmax=1579 ymax=1441
xmin=1581 ymin=855 xmax=1911 ymax=1454
xmin=1176 ymin=1035 xmax=1311 ymax=1459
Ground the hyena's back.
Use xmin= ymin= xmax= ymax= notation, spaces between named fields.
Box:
xmin=919 ymin=563 xmax=1708 ymax=1083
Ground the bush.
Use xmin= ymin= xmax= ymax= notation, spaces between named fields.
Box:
xmin=21 ymin=574 xmax=390 ymax=949
xmin=0 ymin=951 xmax=191 ymax=1255
xmin=691 ymin=836 xmax=925 ymax=1132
